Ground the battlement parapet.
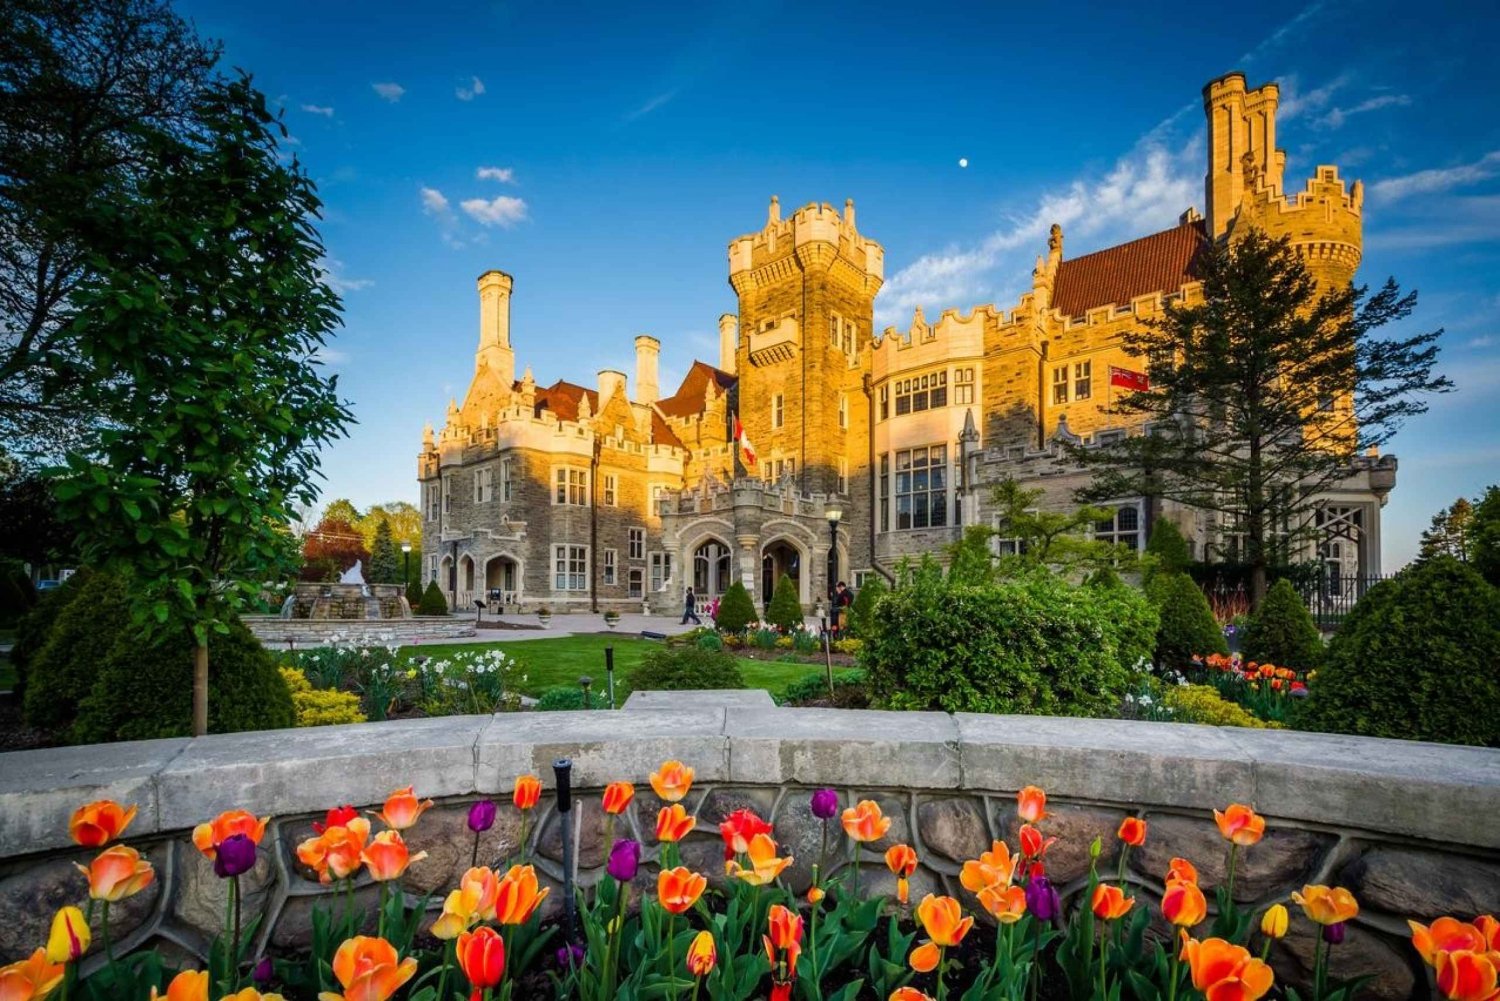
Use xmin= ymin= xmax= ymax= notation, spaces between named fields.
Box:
xmin=729 ymin=197 xmax=884 ymax=285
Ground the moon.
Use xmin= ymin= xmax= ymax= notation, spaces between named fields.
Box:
xmin=958 ymin=158 xmax=969 ymax=168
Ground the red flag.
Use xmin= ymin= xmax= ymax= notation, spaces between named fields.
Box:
xmin=1109 ymin=366 xmax=1150 ymax=392
xmin=733 ymin=416 xmax=757 ymax=467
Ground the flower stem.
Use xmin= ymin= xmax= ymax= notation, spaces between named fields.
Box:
xmin=435 ymin=939 xmax=452 ymax=1001
xmin=1226 ymin=844 xmax=1239 ymax=902
xmin=101 ymin=901 xmax=116 ymax=969
xmin=936 ymin=946 xmax=948 ymax=1001
xmin=1166 ymin=946 xmax=1181 ymax=1001
xmin=471 ymin=830 xmax=479 ymax=870
xmin=230 ymin=875 xmax=242 ymax=988
xmin=667 ymin=913 xmax=677 ymax=1000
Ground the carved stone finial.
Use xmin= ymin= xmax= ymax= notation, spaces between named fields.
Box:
xmin=769 ymin=195 xmax=781 ymax=225
xmin=1048 ymin=223 xmax=1063 ymax=255
xmin=912 ymin=305 xmax=926 ymax=334
xmin=1241 ymin=149 xmax=1261 ymax=190
xmin=844 ymin=198 xmax=855 ymax=228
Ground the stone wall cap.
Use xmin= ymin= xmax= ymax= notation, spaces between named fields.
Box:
xmin=622 ymin=690 xmax=775 ymax=712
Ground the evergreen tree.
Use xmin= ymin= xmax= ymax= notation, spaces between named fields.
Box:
xmin=1149 ymin=572 xmax=1228 ymax=669
xmin=1241 ymin=577 xmax=1323 ymax=670
xmin=405 ymin=578 xmax=424 ymax=610
xmin=368 ymin=518 xmax=400 ymax=583
xmin=1472 ymin=486 xmax=1500 ymax=589
xmin=1144 ymin=517 xmax=1192 ymax=580
xmin=1418 ymin=497 xmax=1474 ymax=562
xmin=766 ymin=574 xmax=803 ymax=632
xmin=715 ymin=580 xmax=757 ymax=633
xmin=418 ymin=580 xmax=449 ymax=616
xmin=846 ymin=576 xmax=887 ymax=638
xmin=1073 ymin=230 xmax=1449 ymax=609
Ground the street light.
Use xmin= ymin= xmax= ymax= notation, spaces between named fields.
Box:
xmin=401 ymin=541 xmax=412 ymax=588
xmin=825 ymin=501 xmax=843 ymax=632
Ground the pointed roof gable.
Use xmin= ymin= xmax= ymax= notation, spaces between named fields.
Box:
xmin=1051 ymin=220 xmax=1208 ymax=318
xmin=657 ymin=361 xmax=737 ymax=418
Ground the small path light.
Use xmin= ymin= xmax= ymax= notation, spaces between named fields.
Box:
xmin=604 ymin=647 xmax=615 ymax=709
xmin=579 ymin=675 xmax=593 ymax=710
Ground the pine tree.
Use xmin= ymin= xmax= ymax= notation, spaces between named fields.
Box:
xmin=405 ymin=578 xmax=423 ymax=610
xmin=1418 ymin=497 xmax=1474 ymax=562
xmin=766 ymin=574 xmax=804 ymax=632
xmin=1242 ymin=578 xmax=1323 ymax=670
xmin=1145 ymin=517 xmax=1192 ymax=580
xmin=715 ymin=581 xmax=757 ymax=633
xmin=368 ymin=519 xmax=400 ymax=583
xmin=417 ymin=580 xmax=449 ymax=616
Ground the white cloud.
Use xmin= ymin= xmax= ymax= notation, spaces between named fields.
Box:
xmin=1369 ymin=151 xmax=1500 ymax=202
xmin=456 ymin=76 xmax=485 ymax=101
xmin=372 ymin=82 xmax=405 ymax=103
xmin=476 ymin=166 xmax=516 ymax=183
xmin=623 ymin=90 xmax=677 ymax=123
xmin=420 ymin=187 xmax=451 ymax=216
xmin=301 ymin=104 xmax=335 ymax=117
xmin=1319 ymin=93 xmax=1410 ymax=130
xmin=319 ymin=257 xmax=374 ymax=295
xmin=874 ymin=141 xmax=1197 ymax=327
xmin=1468 ymin=335 xmax=1496 ymax=349
xmin=460 ymin=195 xmax=528 ymax=227
xmin=312 ymin=346 xmax=350 ymax=367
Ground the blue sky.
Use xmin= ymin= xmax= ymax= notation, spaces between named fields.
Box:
xmin=177 ymin=0 xmax=1500 ymax=568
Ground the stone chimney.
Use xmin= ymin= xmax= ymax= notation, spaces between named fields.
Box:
xmin=718 ymin=313 xmax=738 ymax=375
xmin=476 ymin=270 xmax=515 ymax=385
xmin=634 ymin=335 xmax=660 ymax=404
xmin=597 ymin=369 xmax=626 ymax=405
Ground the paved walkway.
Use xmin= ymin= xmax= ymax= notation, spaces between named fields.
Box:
xmin=401 ymin=612 xmax=705 ymax=645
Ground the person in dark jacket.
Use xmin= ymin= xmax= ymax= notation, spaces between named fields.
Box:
xmin=682 ymin=586 xmax=701 ymax=625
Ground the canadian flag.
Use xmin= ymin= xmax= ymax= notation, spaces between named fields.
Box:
xmin=1109 ymin=366 xmax=1150 ymax=392
xmin=733 ymin=416 xmax=757 ymax=467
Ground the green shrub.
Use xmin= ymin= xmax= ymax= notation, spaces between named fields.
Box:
xmin=832 ymin=637 xmax=863 ymax=656
xmin=1144 ymin=517 xmax=1192 ymax=580
xmin=750 ymin=626 xmax=779 ymax=650
xmin=1149 ymin=572 xmax=1228 ymax=669
xmin=860 ymin=569 xmax=1146 ymax=717
xmin=280 ymin=666 xmax=367 ymax=726
xmin=0 ymin=559 xmax=36 ymax=627
xmin=715 ymin=581 xmax=757 ymax=633
xmin=405 ymin=579 xmax=423 ymax=610
xmin=23 ymin=570 xmax=135 ymax=731
xmin=418 ymin=580 xmax=448 ymax=616
xmin=535 ymin=685 xmax=606 ymax=711
xmin=1089 ymin=574 xmax=1160 ymax=670
xmin=845 ymin=577 xmax=886 ymax=638
xmin=630 ymin=645 xmax=745 ymax=692
xmin=765 ymin=574 xmax=803 ymax=632
xmin=695 ymin=631 xmax=725 ymax=652
xmin=1297 ymin=557 xmax=1500 ymax=746
xmin=72 ymin=615 xmax=294 ymax=743
xmin=1165 ymin=684 xmax=1275 ymax=728
xmin=792 ymin=629 xmax=820 ymax=653
xmin=1242 ymin=578 xmax=1323 ymax=670
xmin=10 ymin=568 xmax=91 ymax=702
xmin=783 ymin=668 xmax=869 ymax=707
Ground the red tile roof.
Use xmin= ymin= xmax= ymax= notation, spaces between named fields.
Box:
xmin=1051 ymin=220 xmax=1207 ymax=318
xmin=651 ymin=411 xmax=684 ymax=449
xmin=656 ymin=361 xmax=737 ymax=418
xmin=535 ymin=379 xmax=685 ymax=449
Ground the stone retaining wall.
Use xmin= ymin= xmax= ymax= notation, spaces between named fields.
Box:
xmin=242 ymin=615 xmax=475 ymax=647
xmin=1 ymin=691 xmax=1496 ymax=1000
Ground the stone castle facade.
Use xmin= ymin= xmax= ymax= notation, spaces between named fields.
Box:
xmin=418 ymin=71 xmax=1397 ymax=614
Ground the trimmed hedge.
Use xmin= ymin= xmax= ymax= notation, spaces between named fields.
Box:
xmin=1242 ymin=578 xmax=1323 ymax=670
xmin=279 ymin=666 xmax=367 ymax=726
xmin=1297 ymin=556 xmax=1500 ymax=746
xmin=1145 ymin=517 xmax=1192 ymax=579
xmin=860 ymin=569 xmax=1155 ymax=717
xmin=715 ymin=581 xmax=757 ymax=633
xmin=765 ymin=574 xmax=802 ymax=632
xmin=630 ymin=645 xmax=745 ymax=692
xmin=22 ymin=570 xmax=135 ymax=732
xmin=418 ymin=580 xmax=448 ymax=616
xmin=1149 ymin=572 xmax=1228 ymax=669
xmin=1165 ymin=684 xmax=1275 ymax=728
xmin=535 ymin=685 xmax=607 ymax=711
xmin=846 ymin=577 xmax=886 ymax=639
xmin=10 ymin=568 xmax=92 ymax=703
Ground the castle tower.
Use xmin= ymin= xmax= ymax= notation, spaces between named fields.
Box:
xmin=727 ymin=196 xmax=883 ymax=494
xmin=476 ymin=270 xmax=516 ymax=386
xmin=634 ymin=335 xmax=659 ymax=404
xmin=1204 ymin=73 xmax=1286 ymax=240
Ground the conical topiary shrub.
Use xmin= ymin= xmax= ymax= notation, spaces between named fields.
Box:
xmin=1242 ymin=577 xmax=1323 ymax=670
xmin=418 ymin=580 xmax=449 ymax=616
xmin=1148 ymin=572 xmax=1227 ymax=669
xmin=715 ymin=580 xmax=757 ymax=634
xmin=766 ymin=574 xmax=803 ymax=632
xmin=846 ymin=576 xmax=887 ymax=638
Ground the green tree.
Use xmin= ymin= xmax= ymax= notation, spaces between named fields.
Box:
xmin=989 ymin=476 xmax=1134 ymax=576
xmin=945 ymin=526 xmax=998 ymax=585
xmin=766 ymin=573 xmax=803 ymax=631
xmin=1418 ymin=497 xmax=1474 ymax=562
xmin=1473 ymin=486 xmax=1500 ymax=589
xmin=1074 ymin=230 xmax=1449 ymax=609
xmin=45 ymin=76 xmax=351 ymax=736
xmin=1144 ymin=516 xmax=1191 ymax=581
xmin=714 ymin=580 xmax=757 ymax=633
xmin=322 ymin=497 xmax=361 ymax=527
xmin=418 ymin=580 xmax=449 ymax=616
xmin=1 ymin=0 xmax=220 ymax=460
xmin=355 ymin=501 xmax=420 ymax=550
xmin=845 ymin=576 xmax=887 ymax=639
xmin=405 ymin=578 xmax=424 ymax=610
xmin=1241 ymin=577 xmax=1323 ymax=670
xmin=1149 ymin=572 xmax=1228 ymax=669
xmin=367 ymin=518 xmax=400 ymax=583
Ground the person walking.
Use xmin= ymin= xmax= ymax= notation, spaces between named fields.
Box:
xmin=831 ymin=580 xmax=853 ymax=634
xmin=682 ymin=585 xmax=702 ymax=625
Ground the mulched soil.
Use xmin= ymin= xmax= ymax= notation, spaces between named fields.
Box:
xmin=0 ymin=693 xmax=58 ymax=752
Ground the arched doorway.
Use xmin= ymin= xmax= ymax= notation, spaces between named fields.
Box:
xmin=761 ymin=541 xmax=801 ymax=608
xmin=693 ymin=539 xmax=732 ymax=599
xmin=486 ymin=556 xmax=520 ymax=607
xmin=458 ymin=554 xmax=476 ymax=606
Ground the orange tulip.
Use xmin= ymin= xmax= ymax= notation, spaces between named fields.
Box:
xmin=885 ymin=844 xmax=918 ymax=904
xmin=1018 ymin=824 xmax=1055 ymax=859
xmin=764 ymin=903 xmax=803 ymax=980
xmin=371 ymin=786 xmax=433 ymax=831
xmin=1291 ymin=885 xmax=1359 ymax=926
xmin=0 ymin=949 xmax=65 ymax=1001
xmin=361 ymin=830 xmax=427 ymax=881
xmin=45 ymin=906 xmax=90 ymax=963
xmin=149 ymin=969 xmax=208 ymax=1001
xmin=959 ymin=840 xmax=1019 ymax=893
xmin=296 ymin=817 xmax=370 ymax=884
xmin=658 ymin=866 xmax=707 ymax=914
xmin=220 ymin=991 xmax=287 ymax=1000
xmin=655 ymin=804 xmax=697 ymax=843
xmin=513 ymin=774 xmax=542 ymax=811
xmin=1180 ymin=936 xmax=1275 ymax=1000
xmin=323 ymin=935 xmax=418 ymax=1001
xmin=1213 ymin=805 xmax=1266 ymax=846
xmin=1167 ymin=857 xmax=1199 ymax=886
xmin=1117 ymin=816 xmax=1147 ymax=847
xmin=807 ymin=886 xmax=826 ymax=906
xmin=1016 ymin=786 xmax=1048 ymax=824
xmin=430 ymin=866 xmax=500 ymax=938
xmin=890 ymin=989 xmax=936 ymax=1001
xmin=69 ymin=800 xmax=138 ymax=848
xmin=840 ymin=800 xmax=891 ymax=843
xmin=1091 ymin=883 xmax=1134 ymax=921
xmin=977 ymin=883 xmax=1027 ymax=924
xmin=494 ymin=864 xmax=550 ymax=924
xmin=686 ymin=930 xmax=717 ymax=976
xmin=1162 ymin=879 xmax=1208 ymax=927
xmin=461 ymin=866 xmax=501 ymax=921
xmin=1477 ymin=915 xmax=1500 ymax=951
xmin=1436 ymin=950 xmax=1500 ymax=1001
xmin=730 ymin=833 xmax=794 ymax=887
xmin=909 ymin=941 xmax=940 ymax=973
xmin=649 ymin=760 xmax=695 ymax=803
xmin=916 ymin=894 xmax=974 ymax=947
xmin=456 ymin=926 xmax=505 ymax=991
xmin=1410 ymin=917 xmax=1489 ymax=966
xmin=602 ymin=781 xmax=635 ymax=815
xmin=191 ymin=809 xmax=269 ymax=860
xmin=76 ymin=844 xmax=155 ymax=902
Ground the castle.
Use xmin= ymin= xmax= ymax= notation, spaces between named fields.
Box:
xmin=417 ymin=72 xmax=1397 ymax=615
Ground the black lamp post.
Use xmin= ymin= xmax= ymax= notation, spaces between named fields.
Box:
xmin=401 ymin=541 xmax=412 ymax=587
xmin=825 ymin=501 xmax=843 ymax=631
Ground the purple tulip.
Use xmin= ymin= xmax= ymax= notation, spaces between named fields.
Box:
xmin=607 ymin=838 xmax=641 ymax=882
xmin=252 ymin=957 xmax=273 ymax=985
xmin=468 ymin=799 xmax=497 ymax=833
xmin=213 ymin=833 xmax=257 ymax=878
xmin=1024 ymin=876 xmax=1060 ymax=922
xmin=555 ymin=942 xmax=586 ymax=968
xmin=1323 ymin=921 xmax=1346 ymax=945
xmin=810 ymin=788 xmax=839 ymax=820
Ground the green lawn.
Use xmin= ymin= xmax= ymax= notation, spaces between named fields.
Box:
xmin=397 ymin=634 xmax=822 ymax=702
